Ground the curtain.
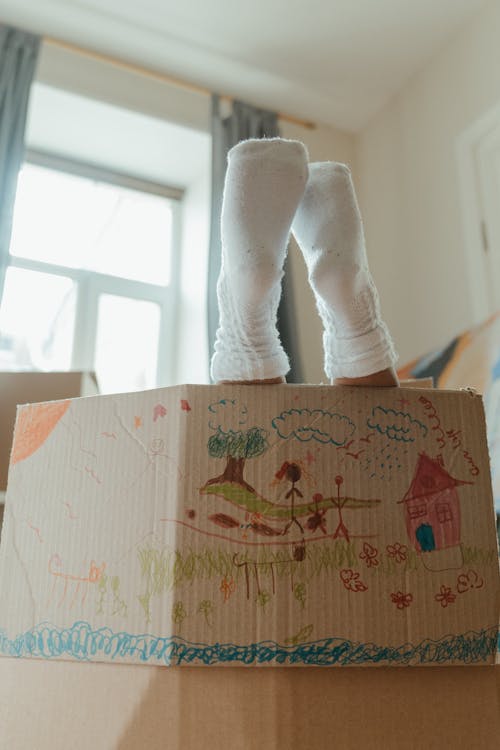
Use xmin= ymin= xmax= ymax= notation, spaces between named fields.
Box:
xmin=0 ymin=25 xmax=40 ymax=307
xmin=207 ymin=94 xmax=303 ymax=382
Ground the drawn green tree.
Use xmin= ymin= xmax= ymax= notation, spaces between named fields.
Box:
xmin=206 ymin=425 xmax=268 ymax=492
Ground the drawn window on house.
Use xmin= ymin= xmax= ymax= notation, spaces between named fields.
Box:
xmin=408 ymin=502 xmax=427 ymax=519
xmin=0 ymin=152 xmax=183 ymax=393
xmin=436 ymin=503 xmax=453 ymax=523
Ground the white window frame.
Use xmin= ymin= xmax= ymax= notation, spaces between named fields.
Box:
xmin=7 ymin=149 xmax=184 ymax=388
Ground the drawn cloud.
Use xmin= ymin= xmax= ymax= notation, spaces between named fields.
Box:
xmin=367 ymin=406 xmax=427 ymax=443
xmin=208 ymin=399 xmax=249 ymax=433
xmin=272 ymin=408 xmax=355 ymax=445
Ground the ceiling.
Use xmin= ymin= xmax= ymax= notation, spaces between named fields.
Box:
xmin=0 ymin=0 xmax=490 ymax=131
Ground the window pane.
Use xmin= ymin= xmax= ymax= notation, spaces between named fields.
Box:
xmin=0 ymin=267 xmax=75 ymax=370
xmin=10 ymin=163 xmax=172 ymax=285
xmin=94 ymin=294 xmax=160 ymax=394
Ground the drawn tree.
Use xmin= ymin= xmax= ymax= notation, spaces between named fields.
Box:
xmin=206 ymin=425 xmax=268 ymax=492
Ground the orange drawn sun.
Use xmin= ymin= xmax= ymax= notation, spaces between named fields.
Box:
xmin=10 ymin=401 xmax=71 ymax=466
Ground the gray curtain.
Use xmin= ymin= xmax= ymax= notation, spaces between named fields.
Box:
xmin=0 ymin=25 xmax=40 ymax=306
xmin=207 ymin=94 xmax=303 ymax=382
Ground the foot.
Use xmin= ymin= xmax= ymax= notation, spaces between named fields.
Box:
xmin=211 ymin=138 xmax=309 ymax=383
xmin=292 ymin=162 xmax=397 ymax=381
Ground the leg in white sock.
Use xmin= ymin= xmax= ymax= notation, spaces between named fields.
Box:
xmin=211 ymin=138 xmax=309 ymax=382
xmin=292 ymin=162 xmax=397 ymax=382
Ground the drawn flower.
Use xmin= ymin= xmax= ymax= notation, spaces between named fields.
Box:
xmin=456 ymin=570 xmax=484 ymax=594
xmin=434 ymin=585 xmax=456 ymax=608
xmin=256 ymin=590 xmax=271 ymax=608
xmin=390 ymin=591 xmax=413 ymax=609
xmin=197 ymin=599 xmax=214 ymax=627
xmin=172 ymin=601 xmax=187 ymax=627
xmin=359 ymin=542 xmax=379 ymax=568
xmin=294 ymin=582 xmax=307 ymax=609
xmin=386 ymin=542 xmax=408 ymax=563
xmin=220 ymin=575 xmax=236 ymax=602
xmin=340 ymin=569 xmax=368 ymax=592
xmin=153 ymin=403 xmax=167 ymax=421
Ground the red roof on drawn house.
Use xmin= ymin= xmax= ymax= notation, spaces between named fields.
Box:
xmin=399 ymin=453 xmax=471 ymax=504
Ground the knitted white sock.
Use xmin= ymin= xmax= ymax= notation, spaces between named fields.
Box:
xmin=292 ymin=162 xmax=397 ymax=380
xmin=211 ymin=138 xmax=309 ymax=382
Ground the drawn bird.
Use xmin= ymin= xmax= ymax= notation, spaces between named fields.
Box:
xmin=346 ymin=450 xmax=365 ymax=460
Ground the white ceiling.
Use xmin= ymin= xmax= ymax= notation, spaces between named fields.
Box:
xmin=0 ymin=0 xmax=490 ymax=131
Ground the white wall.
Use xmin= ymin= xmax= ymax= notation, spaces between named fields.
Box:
xmin=355 ymin=0 xmax=500 ymax=365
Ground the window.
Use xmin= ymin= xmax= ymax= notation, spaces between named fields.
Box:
xmin=436 ymin=503 xmax=453 ymax=523
xmin=408 ymin=502 xmax=427 ymax=519
xmin=0 ymin=152 xmax=183 ymax=394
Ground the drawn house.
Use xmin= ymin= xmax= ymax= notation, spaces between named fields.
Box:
xmin=398 ymin=454 xmax=471 ymax=552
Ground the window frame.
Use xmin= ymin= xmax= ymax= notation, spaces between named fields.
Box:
xmin=6 ymin=149 xmax=184 ymax=389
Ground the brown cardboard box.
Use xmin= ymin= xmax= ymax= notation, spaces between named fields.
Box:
xmin=0 ymin=658 xmax=499 ymax=749
xmin=0 ymin=383 xmax=499 ymax=748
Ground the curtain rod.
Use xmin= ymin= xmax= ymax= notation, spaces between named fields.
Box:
xmin=44 ymin=36 xmax=316 ymax=130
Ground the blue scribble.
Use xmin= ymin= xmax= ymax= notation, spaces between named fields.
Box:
xmin=0 ymin=621 xmax=497 ymax=667
xmin=208 ymin=399 xmax=248 ymax=431
xmin=272 ymin=409 xmax=355 ymax=446
xmin=367 ymin=406 xmax=427 ymax=443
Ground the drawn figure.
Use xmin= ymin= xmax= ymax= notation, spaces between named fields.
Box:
xmin=48 ymin=554 xmax=106 ymax=609
xmin=331 ymin=475 xmax=350 ymax=542
xmin=398 ymin=453 xmax=472 ymax=554
xmin=283 ymin=464 xmax=306 ymax=562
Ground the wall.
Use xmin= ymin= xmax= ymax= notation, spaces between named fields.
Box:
xmin=355 ymin=0 xmax=500 ymax=365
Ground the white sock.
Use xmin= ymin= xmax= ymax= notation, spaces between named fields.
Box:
xmin=292 ymin=162 xmax=397 ymax=380
xmin=211 ymin=138 xmax=309 ymax=382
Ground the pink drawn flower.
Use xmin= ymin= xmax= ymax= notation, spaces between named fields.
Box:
xmin=359 ymin=542 xmax=379 ymax=568
xmin=340 ymin=569 xmax=368 ymax=592
xmin=153 ymin=403 xmax=167 ymax=422
xmin=456 ymin=570 xmax=484 ymax=594
xmin=386 ymin=542 xmax=408 ymax=563
xmin=434 ymin=585 xmax=456 ymax=608
xmin=220 ymin=575 xmax=236 ymax=602
xmin=390 ymin=591 xmax=413 ymax=609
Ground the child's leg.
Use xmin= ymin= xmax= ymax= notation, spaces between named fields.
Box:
xmin=292 ymin=162 xmax=398 ymax=386
xmin=211 ymin=138 xmax=309 ymax=384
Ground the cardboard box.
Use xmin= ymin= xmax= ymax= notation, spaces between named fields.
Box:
xmin=0 ymin=371 xmax=98 ymax=494
xmin=0 ymin=383 xmax=499 ymax=748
